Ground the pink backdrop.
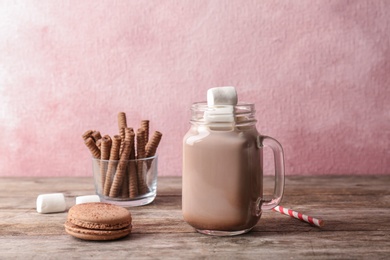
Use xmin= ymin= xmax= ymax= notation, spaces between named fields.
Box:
xmin=1 ymin=0 xmax=389 ymax=177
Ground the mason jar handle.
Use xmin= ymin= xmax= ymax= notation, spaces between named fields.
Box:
xmin=257 ymin=135 xmax=285 ymax=210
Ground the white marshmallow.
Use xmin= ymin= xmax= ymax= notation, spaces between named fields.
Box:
xmin=205 ymin=86 xmax=237 ymax=123
xmin=207 ymin=86 xmax=238 ymax=106
xmin=36 ymin=193 xmax=66 ymax=214
xmin=75 ymin=195 xmax=100 ymax=205
xmin=204 ymin=105 xmax=235 ymax=123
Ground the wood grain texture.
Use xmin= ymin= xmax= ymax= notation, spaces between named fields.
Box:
xmin=1 ymin=176 xmax=389 ymax=259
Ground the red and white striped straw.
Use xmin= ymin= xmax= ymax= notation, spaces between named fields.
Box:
xmin=273 ymin=206 xmax=324 ymax=227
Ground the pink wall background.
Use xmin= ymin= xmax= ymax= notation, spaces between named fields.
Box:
xmin=0 ymin=0 xmax=389 ymax=177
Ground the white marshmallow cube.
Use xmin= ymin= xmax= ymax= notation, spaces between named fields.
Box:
xmin=36 ymin=193 xmax=66 ymax=214
xmin=204 ymin=105 xmax=235 ymax=123
xmin=75 ymin=195 xmax=100 ymax=205
xmin=207 ymin=86 xmax=238 ymax=106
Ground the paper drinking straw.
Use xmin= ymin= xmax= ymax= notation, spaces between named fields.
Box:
xmin=273 ymin=206 xmax=324 ymax=227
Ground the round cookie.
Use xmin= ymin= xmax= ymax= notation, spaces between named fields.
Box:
xmin=67 ymin=202 xmax=132 ymax=230
xmin=65 ymin=202 xmax=132 ymax=241
xmin=64 ymin=221 xmax=132 ymax=241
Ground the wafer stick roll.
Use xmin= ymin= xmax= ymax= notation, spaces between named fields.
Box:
xmin=103 ymin=135 xmax=121 ymax=196
xmin=91 ymin=131 xmax=102 ymax=142
xmin=118 ymin=112 xmax=127 ymax=130
xmin=128 ymin=128 xmax=135 ymax=161
xmin=145 ymin=131 xmax=162 ymax=169
xmin=109 ymin=140 xmax=131 ymax=197
xmin=136 ymin=128 xmax=149 ymax=194
xmin=100 ymin=135 xmax=112 ymax=191
xmin=82 ymin=130 xmax=94 ymax=141
xmin=136 ymin=128 xmax=146 ymax=159
xmin=121 ymin=174 xmax=129 ymax=198
xmin=124 ymin=128 xmax=135 ymax=159
xmin=84 ymin=137 xmax=101 ymax=159
xmin=128 ymin=159 xmax=138 ymax=198
xmin=96 ymin=139 xmax=102 ymax=150
xmin=140 ymin=120 xmax=149 ymax=144
xmin=145 ymin=131 xmax=162 ymax=158
xmin=120 ymin=131 xmax=132 ymax=198
xmin=100 ymin=135 xmax=112 ymax=159
xmin=127 ymin=130 xmax=138 ymax=198
xmin=118 ymin=112 xmax=127 ymax=155
xmin=119 ymin=127 xmax=126 ymax=155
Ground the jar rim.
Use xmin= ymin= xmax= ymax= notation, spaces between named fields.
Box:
xmin=190 ymin=102 xmax=257 ymax=125
xmin=191 ymin=102 xmax=255 ymax=113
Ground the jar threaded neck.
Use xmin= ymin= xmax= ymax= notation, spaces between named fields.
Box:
xmin=190 ymin=102 xmax=257 ymax=126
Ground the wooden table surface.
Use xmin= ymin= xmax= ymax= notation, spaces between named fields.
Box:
xmin=1 ymin=175 xmax=389 ymax=259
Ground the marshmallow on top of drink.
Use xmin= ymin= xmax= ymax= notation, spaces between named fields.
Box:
xmin=204 ymin=86 xmax=237 ymax=123
xmin=207 ymin=86 xmax=238 ymax=106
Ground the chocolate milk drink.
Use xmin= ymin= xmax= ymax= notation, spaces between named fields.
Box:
xmin=182 ymin=87 xmax=285 ymax=236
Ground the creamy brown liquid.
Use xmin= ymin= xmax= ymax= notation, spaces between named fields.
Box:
xmin=182 ymin=126 xmax=263 ymax=231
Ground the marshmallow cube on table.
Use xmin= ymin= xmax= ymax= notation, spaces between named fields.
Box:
xmin=36 ymin=193 xmax=66 ymax=214
xmin=76 ymin=195 xmax=100 ymax=205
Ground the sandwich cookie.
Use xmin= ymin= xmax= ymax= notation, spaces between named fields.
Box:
xmin=64 ymin=202 xmax=132 ymax=241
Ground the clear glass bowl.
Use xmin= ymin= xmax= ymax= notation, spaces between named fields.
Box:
xmin=92 ymin=155 xmax=158 ymax=207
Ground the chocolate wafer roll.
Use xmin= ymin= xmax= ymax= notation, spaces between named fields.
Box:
xmin=121 ymin=172 xmax=129 ymax=198
xmin=145 ymin=131 xmax=162 ymax=158
xmin=82 ymin=130 xmax=94 ymax=141
xmin=128 ymin=159 xmax=139 ymax=198
xmin=120 ymin=133 xmax=132 ymax=198
xmin=145 ymin=131 xmax=162 ymax=170
xmin=100 ymin=135 xmax=112 ymax=159
xmin=129 ymin=128 xmax=135 ymax=159
xmin=109 ymin=140 xmax=131 ymax=197
xmin=136 ymin=128 xmax=148 ymax=195
xmin=100 ymin=135 xmax=112 ymax=191
xmin=91 ymin=131 xmax=102 ymax=142
xmin=136 ymin=128 xmax=146 ymax=159
xmin=103 ymin=135 xmax=121 ymax=196
xmin=119 ymin=127 xmax=125 ymax=155
xmin=124 ymin=128 xmax=133 ymax=142
xmin=84 ymin=137 xmax=101 ymax=159
xmin=117 ymin=112 xmax=127 ymax=155
xmin=96 ymin=139 xmax=102 ymax=150
xmin=140 ymin=120 xmax=149 ymax=144
xmin=127 ymin=130 xmax=138 ymax=198
xmin=118 ymin=112 xmax=127 ymax=130
xmin=126 ymin=128 xmax=135 ymax=162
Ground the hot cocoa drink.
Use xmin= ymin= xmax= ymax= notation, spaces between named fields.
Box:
xmin=182 ymin=87 xmax=285 ymax=236
xmin=182 ymin=125 xmax=263 ymax=232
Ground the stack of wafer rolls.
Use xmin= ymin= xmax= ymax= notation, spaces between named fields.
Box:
xmin=83 ymin=112 xmax=162 ymax=199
